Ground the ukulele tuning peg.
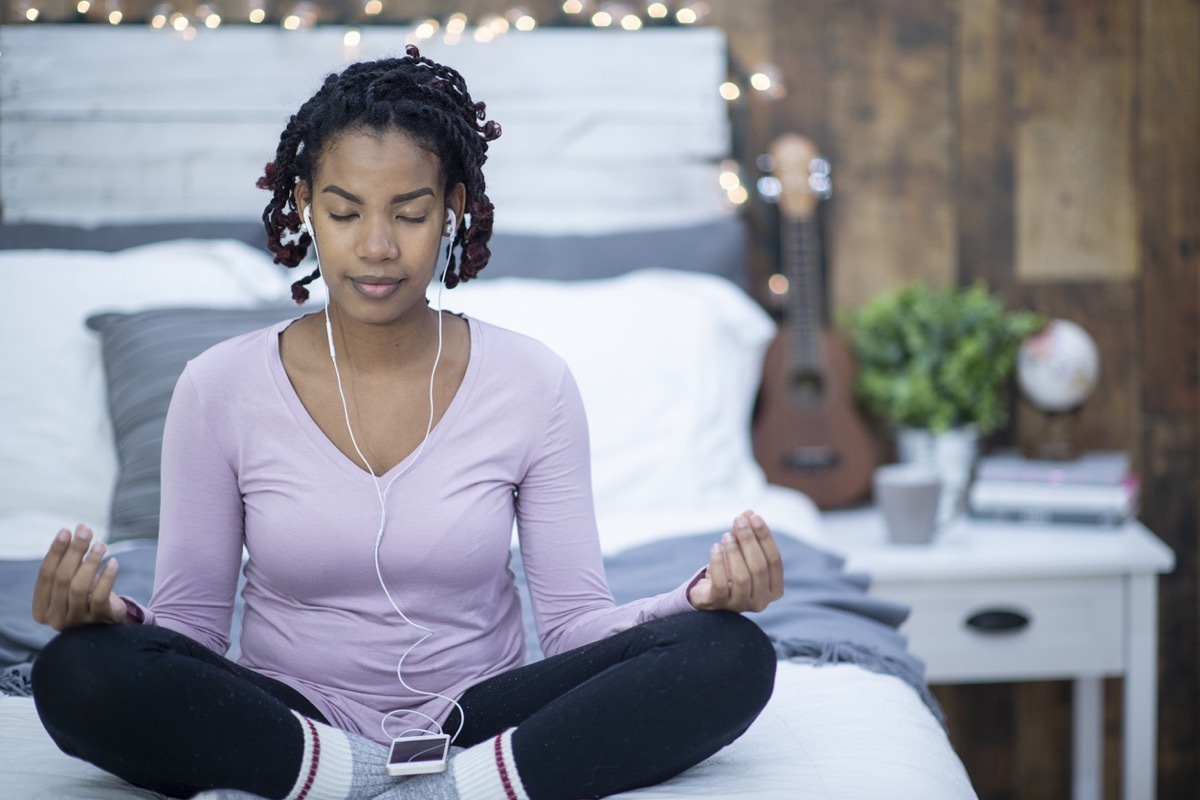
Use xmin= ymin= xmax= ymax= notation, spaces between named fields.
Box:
xmin=757 ymin=175 xmax=782 ymax=203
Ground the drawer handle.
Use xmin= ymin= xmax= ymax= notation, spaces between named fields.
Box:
xmin=965 ymin=608 xmax=1030 ymax=633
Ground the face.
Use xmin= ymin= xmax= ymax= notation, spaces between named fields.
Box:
xmin=295 ymin=127 xmax=464 ymax=327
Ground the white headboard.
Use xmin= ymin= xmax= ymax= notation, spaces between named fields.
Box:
xmin=0 ymin=26 xmax=732 ymax=233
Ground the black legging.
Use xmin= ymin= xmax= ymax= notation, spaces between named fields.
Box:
xmin=32 ymin=611 xmax=776 ymax=800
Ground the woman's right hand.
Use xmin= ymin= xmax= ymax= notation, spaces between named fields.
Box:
xmin=32 ymin=524 xmax=127 ymax=631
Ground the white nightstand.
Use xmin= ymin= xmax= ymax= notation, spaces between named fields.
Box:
xmin=818 ymin=507 xmax=1175 ymax=800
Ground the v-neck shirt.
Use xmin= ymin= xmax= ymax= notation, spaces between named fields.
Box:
xmin=143 ymin=315 xmax=697 ymax=743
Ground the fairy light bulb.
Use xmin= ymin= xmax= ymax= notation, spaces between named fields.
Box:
xmin=646 ymin=2 xmax=667 ymax=18
xmin=507 ymin=6 xmax=536 ymax=30
xmin=363 ymin=0 xmax=382 ymax=15
xmin=718 ymin=81 xmax=740 ymax=101
xmin=413 ymin=18 xmax=438 ymax=38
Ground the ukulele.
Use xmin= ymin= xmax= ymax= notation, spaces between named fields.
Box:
xmin=751 ymin=134 xmax=877 ymax=509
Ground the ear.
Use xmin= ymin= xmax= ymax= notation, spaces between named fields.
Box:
xmin=446 ymin=183 xmax=467 ymax=233
xmin=293 ymin=181 xmax=312 ymax=222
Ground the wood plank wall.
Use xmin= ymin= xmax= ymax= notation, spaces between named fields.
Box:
xmin=755 ymin=1 xmax=1199 ymax=798
xmin=2 ymin=1 xmax=1196 ymax=796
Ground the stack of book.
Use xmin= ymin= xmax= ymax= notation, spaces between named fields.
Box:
xmin=967 ymin=450 xmax=1139 ymax=526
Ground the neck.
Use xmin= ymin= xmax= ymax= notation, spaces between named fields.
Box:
xmin=323 ymin=303 xmax=443 ymax=376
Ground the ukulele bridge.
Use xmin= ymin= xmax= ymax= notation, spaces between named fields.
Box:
xmin=781 ymin=446 xmax=841 ymax=472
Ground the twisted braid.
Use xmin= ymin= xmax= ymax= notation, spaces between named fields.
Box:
xmin=257 ymin=45 xmax=501 ymax=301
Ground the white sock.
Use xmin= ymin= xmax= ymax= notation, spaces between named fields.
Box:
xmin=372 ymin=729 xmax=530 ymax=800
xmin=284 ymin=712 xmax=398 ymax=800
xmin=185 ymin=712 xmax=397 ymax=800
xmin=452 ymin=729 xmax=529 ymax=800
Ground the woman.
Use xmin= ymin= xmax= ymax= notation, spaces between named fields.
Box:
xmin=30 ymin=46 xmax=783 ymax=800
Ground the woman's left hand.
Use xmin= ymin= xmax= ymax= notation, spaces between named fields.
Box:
xmin=688 ymin=510 xmax=784 ymax=613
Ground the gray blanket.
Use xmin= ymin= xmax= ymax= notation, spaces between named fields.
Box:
xmin=1 ymin=535 xmax=941 ymax=724
xmin=512 ymin=533 xmax=941 ymax=724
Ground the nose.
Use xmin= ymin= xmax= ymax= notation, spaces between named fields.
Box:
xmin=356 ymin=215 xmax=400 ymax=262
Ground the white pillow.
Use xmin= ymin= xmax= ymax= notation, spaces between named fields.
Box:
xmin=0 ymin=240 xmax=291 ymax=558
xmin=443 ymin=269 xmax=776 ymax=525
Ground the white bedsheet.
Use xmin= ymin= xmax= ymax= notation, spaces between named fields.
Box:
xmin=0 ymin=661 xmax=975 ymax=800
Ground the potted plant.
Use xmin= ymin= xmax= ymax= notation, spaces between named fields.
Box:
xmin=845 ymin=281 xmax=1044 ymax=521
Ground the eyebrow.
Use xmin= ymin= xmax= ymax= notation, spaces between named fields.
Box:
xmin=320 ymin=185 xmax=435 ymax=205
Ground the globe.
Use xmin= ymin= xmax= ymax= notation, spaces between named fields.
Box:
xmin=1017 ymin=319 xmax=1100 ymax=412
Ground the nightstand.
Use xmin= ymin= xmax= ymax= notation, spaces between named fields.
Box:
xmin=818 ymin=507 xmax=1175 ymax=800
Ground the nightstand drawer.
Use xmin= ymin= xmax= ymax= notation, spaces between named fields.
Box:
xmin=872 ymin=575 xmax=1126 ymax=683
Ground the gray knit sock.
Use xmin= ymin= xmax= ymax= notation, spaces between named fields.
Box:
xmin=373 ymin=731 xmax=528 ymax=800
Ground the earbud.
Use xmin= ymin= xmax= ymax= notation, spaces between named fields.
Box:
xmin=302 ymin=205 xmax=314 ymax=236
xmin=443 ymin=208 xmax=456 ymax=237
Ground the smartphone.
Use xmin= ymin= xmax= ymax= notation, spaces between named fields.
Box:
xmin=385 ymin=733 xmax=451 ymax=777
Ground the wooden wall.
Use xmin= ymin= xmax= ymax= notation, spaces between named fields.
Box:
xmin=2 ymin=1 xmax=1196 ymax=796
xmin=750 ymin=1 xmax=1199 ymax=798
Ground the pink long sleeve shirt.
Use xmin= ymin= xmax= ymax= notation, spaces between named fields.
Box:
xmin=142 ymin=315 xmax=697 ymax=744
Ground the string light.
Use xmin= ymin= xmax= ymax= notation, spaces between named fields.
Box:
xmin=14 ymin=0 xmax=724 ymax=34
xmin=413 ymin=18 xmax=438 ymax=39
xmin=344 ymin=27 xmax=361 ymax=60
xmin=718 ymin=81 xmax=740 ymax=101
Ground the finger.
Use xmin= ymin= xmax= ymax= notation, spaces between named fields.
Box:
xmin=67 ymin=540 xmax=107 ymax=625
xmin=32 ymin=528 xmax=72 ymax=623
xmin=47 ymin=525 xmax=95 ymax=627
xmin=721 ymin=532 xmax=753 ymax=609
xmin=731 ymin=516 xmax=773 ymax=610
xmin=52 ymin=525 xmax=95 ymax=593
xmin=750 ymin=513 xmax=786 ymax=599
xmin=90 ymin=556 xmax=121 ymax=623
xmin=705 ymin=541 xmax=730 ymax=607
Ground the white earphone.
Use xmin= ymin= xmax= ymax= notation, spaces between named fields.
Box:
xmin=303 ymin=200 xmax=465 ymax=742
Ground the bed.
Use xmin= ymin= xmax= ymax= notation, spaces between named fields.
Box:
xmin=0 ymin=23 xmax=976 ymax=800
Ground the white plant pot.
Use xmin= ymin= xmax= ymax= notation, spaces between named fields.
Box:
xmin=894 ymin=425 xmax=980 ymax=524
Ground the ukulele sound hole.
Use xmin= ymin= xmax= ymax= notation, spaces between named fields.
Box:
xmin=790 ymin=372 xmax=824 ymax=406
xmin=782 ymin=447 xmax=840 ymax=472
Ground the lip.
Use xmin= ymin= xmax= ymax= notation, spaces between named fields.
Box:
xmin=350 ymin=276 xmax=403 ymax=300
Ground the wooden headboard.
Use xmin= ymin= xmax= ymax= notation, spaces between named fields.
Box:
xmin=0 ymin=25 xmax=733 ymax=235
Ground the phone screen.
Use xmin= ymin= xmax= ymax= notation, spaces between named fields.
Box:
xmin=387 ymin=734 xmax=449 ymax=776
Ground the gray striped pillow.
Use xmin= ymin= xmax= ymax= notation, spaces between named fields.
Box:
xmin=87 ymin=305 xmax=304 ymax=542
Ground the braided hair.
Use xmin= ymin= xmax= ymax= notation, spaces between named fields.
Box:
xmin=257 ymin=45 xmax=502 ymax=302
